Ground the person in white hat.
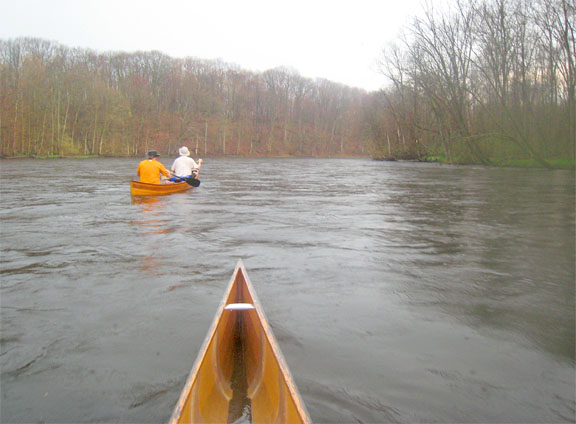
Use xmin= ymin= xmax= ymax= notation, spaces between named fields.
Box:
xmin=171 ymin=146 xmax=203 ymax=179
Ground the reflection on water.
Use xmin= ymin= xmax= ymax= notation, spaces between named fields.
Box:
xmin=130 ymin=196 xmax=173 ymax=233
xmin=0 ymin=158 xmax=574 ymax=424
xmin=380 ymin=170 xmax=575 ymax=360
xmin=136 ymin=254 xmax=166 ymax=276
xmin=131 ymin=195 xmax=164 ymax=210
xmin=130 ymin=196 xmax=173 ymax=273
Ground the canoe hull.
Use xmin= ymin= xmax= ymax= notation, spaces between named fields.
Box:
xmin=130 ymin=180 xmax=192 ymax=196
xmin=169 ymin=261 xmax=311 ymax=424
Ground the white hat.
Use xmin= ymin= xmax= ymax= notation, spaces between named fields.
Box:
xmin=179 ymin=146 xmax=190 ymax=156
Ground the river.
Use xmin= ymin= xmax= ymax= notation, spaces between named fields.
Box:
xmin=1 ymin=158 xmax=574 ymax=423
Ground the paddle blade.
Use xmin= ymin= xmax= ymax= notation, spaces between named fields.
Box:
xmin=186 ymin=178 xmax=200 ymax=187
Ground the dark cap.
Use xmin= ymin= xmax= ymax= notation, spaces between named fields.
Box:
xmin=147 ymin=150 xmax=160 ymax=158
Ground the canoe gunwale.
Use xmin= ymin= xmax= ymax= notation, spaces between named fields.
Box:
xmin=241 ymin=263 xmax=311 ymax=422
xmin=168 ymin=266 xmax=237 ymax=424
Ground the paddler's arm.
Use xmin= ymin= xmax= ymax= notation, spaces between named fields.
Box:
xmin=160 ymin=164 xmax=170 ymax=177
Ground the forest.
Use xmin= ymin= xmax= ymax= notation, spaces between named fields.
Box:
xmin=0 ymin=0 xmax=574 ymax=168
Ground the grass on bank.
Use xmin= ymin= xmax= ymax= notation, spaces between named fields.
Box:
xmin=421 ymin=155 xmax=575 ymax=170
xmin=495 ymin=158 xmax=575 ymax=169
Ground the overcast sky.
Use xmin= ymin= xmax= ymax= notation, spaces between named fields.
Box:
xmin=0 ymin=0 xmax=430 ymax=91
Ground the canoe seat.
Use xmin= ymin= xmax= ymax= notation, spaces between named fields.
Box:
xmin=224 ymin=303 xmax=255 ymax=311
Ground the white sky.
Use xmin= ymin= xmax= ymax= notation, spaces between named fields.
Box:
xmin=0 ymin=0 xmax=430 ymax=92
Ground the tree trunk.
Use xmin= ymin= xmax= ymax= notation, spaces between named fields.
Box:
xmin=204 ymin=118 xmax=208 ymax=155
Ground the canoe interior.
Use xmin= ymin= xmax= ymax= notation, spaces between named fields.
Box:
xmin=130 ymin=180 xmax=192 ymax=196
xmin=169 ymin=261 xmax=311 ymax=424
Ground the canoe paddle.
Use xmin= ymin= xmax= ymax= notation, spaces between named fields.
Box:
xmin=170 ymin=176 xmax=201 ymax=187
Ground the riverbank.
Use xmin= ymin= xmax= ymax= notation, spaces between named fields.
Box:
xmin=2 ymin=154 xmax=574 ymax=170
xmin=417 ymin=156 xmax=575 ymax=170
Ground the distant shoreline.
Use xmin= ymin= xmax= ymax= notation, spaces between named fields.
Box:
xmin=1 ymin=154 xmax=573 ymax=170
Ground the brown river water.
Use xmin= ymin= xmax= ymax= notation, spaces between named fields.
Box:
xmin=1 ymin=158 xmax=574 ymax=423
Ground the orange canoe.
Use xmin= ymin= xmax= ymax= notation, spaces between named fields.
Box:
xmin=130 ymin=180 xmax=193 ymax=196
xmin=169 ymin=260 xmax=312 ymax=424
